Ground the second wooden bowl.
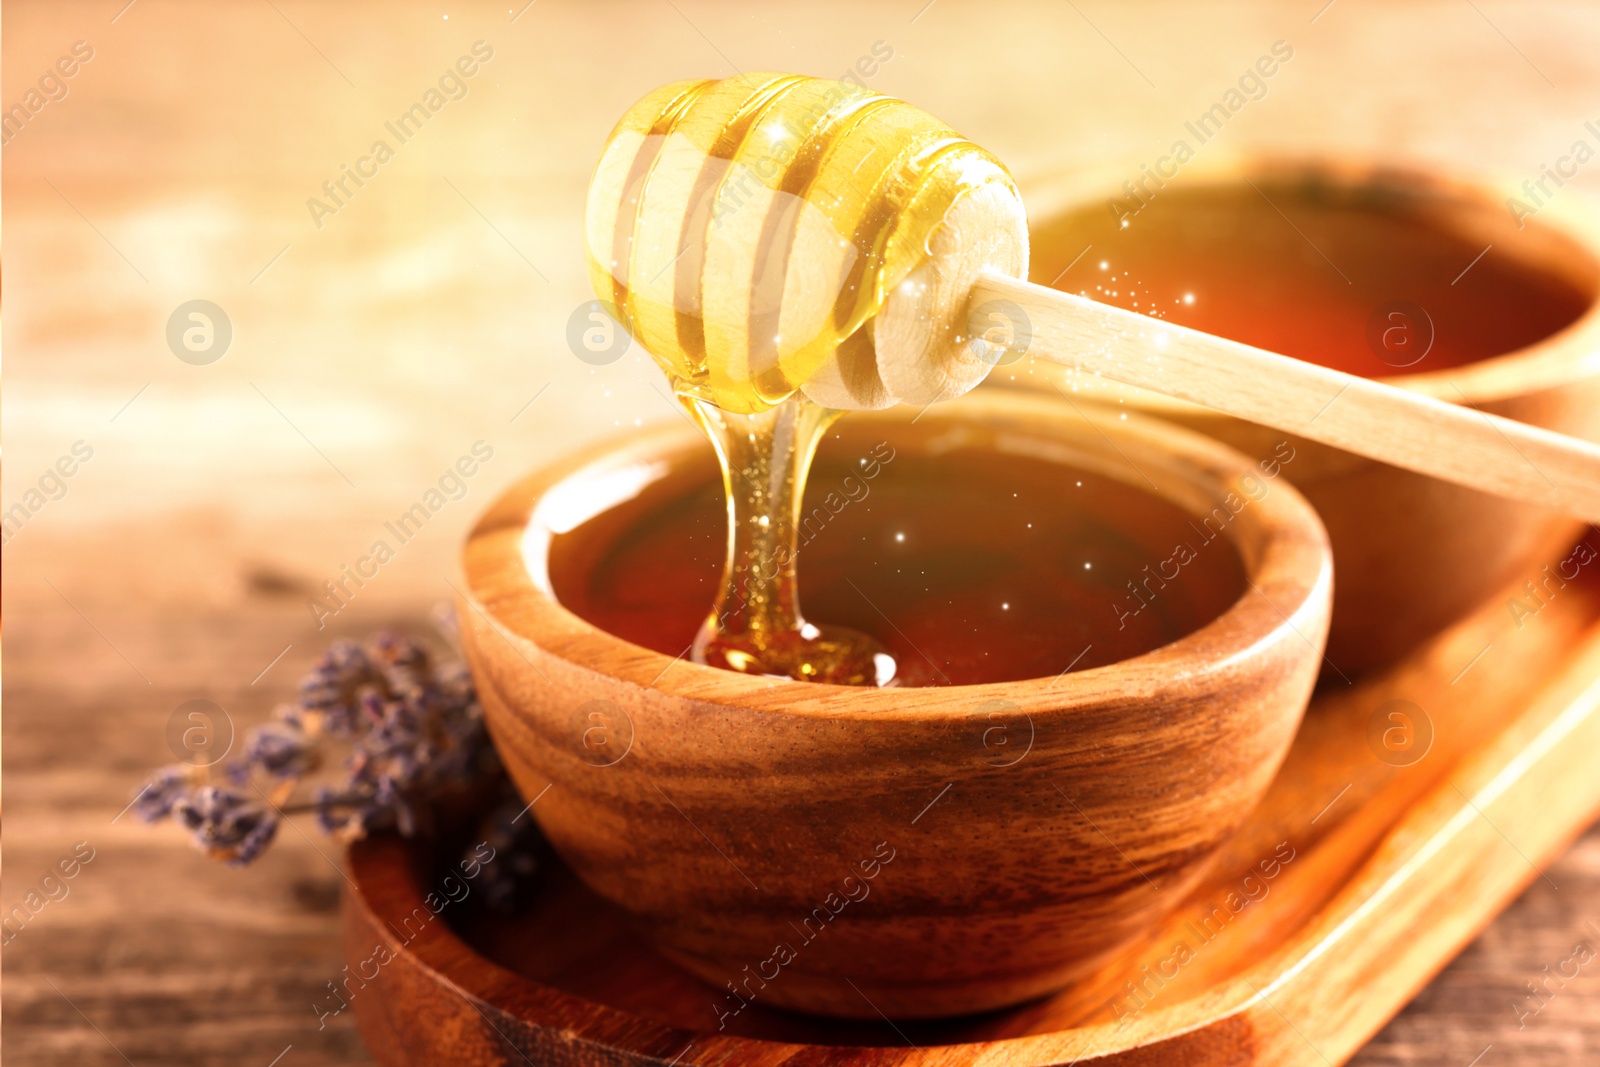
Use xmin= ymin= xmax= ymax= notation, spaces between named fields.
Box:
xmin=1016 ymin=157 xmax=1600 ymax=673
xmin=459 ymin=391 xmax=1331 ymax=1019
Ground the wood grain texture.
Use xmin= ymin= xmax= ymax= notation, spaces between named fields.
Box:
xmin=344 ymin=557 xmax=1600 ymax=1064
xmin=1013 ymin=158 xmax=1600 ymax=673
xmin=9 ymin=597 xmax=1598 ymax=1067
xmin=460 ymin=392 xmax=1333 ymax=1018
xmin=7 ymin=0 xmax=1600 ymax=1062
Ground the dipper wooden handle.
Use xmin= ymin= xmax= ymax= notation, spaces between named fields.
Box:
xmin=968 ymin=269 xmax=1600 ymax=524
xmin=588 ymin=75 xmax=1600 ymax=523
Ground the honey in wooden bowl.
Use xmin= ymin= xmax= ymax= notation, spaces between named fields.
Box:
xmin=1017 ymin=159 xmax=1600 ymax=672
xmin=547 ymin=418 xmax=1248 ymax=686
xmin=461 ymin=390 xmax=1332 ymax=1018
xmin=1039 ymin=183 xmax=1588 ymax=379
xmin=467 ymin=80 xmax=1333 ymax=1020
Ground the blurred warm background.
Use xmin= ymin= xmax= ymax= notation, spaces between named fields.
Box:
xmin=5 ymin=1 xmax=1599 ymax=1064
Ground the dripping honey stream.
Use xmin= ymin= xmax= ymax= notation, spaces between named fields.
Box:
xmin=682 ymin=391 xmax=896 ymax=685
xmin=587 ymin=73 xmax=1023 ymax=685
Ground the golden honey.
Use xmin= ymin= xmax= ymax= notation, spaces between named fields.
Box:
xmin=585 ymin=74 xmax=1022 ymax=684
xmin=585 ymin=73 xmax=1016 ymax=414
xmin=546 ymin=420 xmax=1250 ymax=687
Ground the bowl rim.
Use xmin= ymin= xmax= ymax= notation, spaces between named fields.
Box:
xmin=1014 ymin=152 xmax=1600 ymax=411
xmin=461 ymin=390 xmax=1333 ymax=718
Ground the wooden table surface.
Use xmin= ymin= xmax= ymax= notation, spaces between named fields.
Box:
xmin=4 ymin=1 xmax=1599 ymax=1063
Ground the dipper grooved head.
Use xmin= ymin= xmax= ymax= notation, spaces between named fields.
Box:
xmin=586 ymin=73 xmax=1029 ymax=413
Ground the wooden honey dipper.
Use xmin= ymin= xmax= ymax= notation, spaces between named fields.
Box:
xmin=587 ymin=74 xmax=1600 ymax=524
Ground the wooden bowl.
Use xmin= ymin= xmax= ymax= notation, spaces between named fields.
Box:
xmin=1014 ymin=157 xmax=1600 ymax=674
xmin=458 ymin=391 xmax=1331 ymax=1019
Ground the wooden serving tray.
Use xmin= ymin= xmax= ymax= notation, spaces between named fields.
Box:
xmin=344 ymin=554 xmax=1600 ymax=1066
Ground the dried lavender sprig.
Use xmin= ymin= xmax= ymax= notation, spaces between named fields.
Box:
xmin=134 ymin=627 xmax=503 ymax=869
xmin=469 ymin=784 xmax=547 ymax=912
xmin=172 ymin=786 xmax=279 ymax=867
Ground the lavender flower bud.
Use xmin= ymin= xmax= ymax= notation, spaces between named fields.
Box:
xmin=231 ymin=813 xmax=280 ymax=867
xmin=313 ymin=785 xmax=354 ymax=838
xmin=367 ymin=775 xmax=416 ymax=837
xmin=243 ymin=723 xmax=318 ymax=778
xmin=173 ymin=786 xmax=278 ymax=865
xmin=132 ymin=766 xmax=193 ymax=823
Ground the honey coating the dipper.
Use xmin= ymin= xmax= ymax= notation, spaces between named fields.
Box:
xmin=585 ymin=73 xmax=1027 ymax=414
xmin=585 ymin=75 xmax=1028 ymax=684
